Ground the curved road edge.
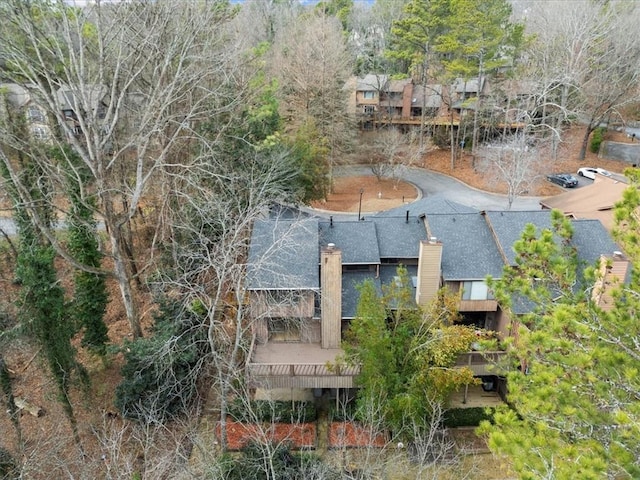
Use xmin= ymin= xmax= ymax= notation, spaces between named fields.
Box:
xmin=331 ymin=165 xmax=542 ymax=212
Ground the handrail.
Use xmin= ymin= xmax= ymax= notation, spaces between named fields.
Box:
xmin=456 ymin=351 xmax=506 ymax=360
xmin=247 ymin=352 xmax=507 ymax=378
xmin=455 ymin=351 xmax=508 ymax=376
xmin=247 ymin=362 xmax=360 ymax=377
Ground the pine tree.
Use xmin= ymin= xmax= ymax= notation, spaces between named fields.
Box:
xmin=480 ymin=209 xmax=640 ymax=478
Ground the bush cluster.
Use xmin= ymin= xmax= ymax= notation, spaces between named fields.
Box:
xmin=442 ymin=407 xmax=495 ymax=428
xmin=590 ymin=127 xmax=606 ymax=153
xmin=216 ymin=441 xmax=339 ymax=480
xmin=114 ymin=299 xmax=208 ymax=421
xmin=328 ymin=399 xmax=358 ymax=422
xmin=227 ymin=399 xmax=317 ymax=423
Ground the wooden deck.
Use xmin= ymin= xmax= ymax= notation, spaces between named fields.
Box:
xmin=251 ymin=341 xmax=345 ymax=364
xmin=247 ymin=342 xmax=359 ymax=389
xmin=449 ymin=384 xmax=504 ymax=409
xmin=248 ymin=343 xmax=508 ymax=392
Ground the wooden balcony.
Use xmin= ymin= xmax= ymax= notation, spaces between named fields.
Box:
xmin=374 ymin=116 xmax=458 ymax=127
xmin=247 ymin=341 xmax=359 ymax=389
xmin=455 ymin=351 xmax=507 ymax=376
xmin=450 ymin=384 xmax=504 ymax=409
xmin=458 ymin=299 xmax=498 ymax=312
xmin=247 ymin=343 xmax=506 ymax=390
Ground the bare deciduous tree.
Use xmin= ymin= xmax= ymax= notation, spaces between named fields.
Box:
xmin=329 ymin=392 xmax=476 ymax=480
xmin=478 ymin=134 xmax=539 ymax=210
xmin=347 ymin=0 xmax=411 ymax=74
xmin=271 ymin=11 xmax=354 ymax=186
xmin=524 ymin=0 xmax=640 ymax=160
xmin=368 ymin=127 xmax=421 ymax=187
xmin=0 ymin=0 xmax=241 ymax=337
xmin=151 ymin=145 xmax=305 ymax=449
xmin=233 ymin=0 xmax=302 ymax=46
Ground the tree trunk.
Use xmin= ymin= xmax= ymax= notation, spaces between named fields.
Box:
xmin=110 ymin=229 xmax=142 ymax=339
xmin=1 ymin=355 xmax=22 ymax=445
xmin=449 ymin=110 xmax=456 ymax=170
xmin=103 ymin=196 xmax=142 ymax=339
xmin=553 ymin=83 xmax=571 ymax=161
xmin=578 ymin=126 xmax=592 ymax=161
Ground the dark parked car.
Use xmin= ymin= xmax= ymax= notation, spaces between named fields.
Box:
xmin=547 ymin=173 xmax=578 ymax=188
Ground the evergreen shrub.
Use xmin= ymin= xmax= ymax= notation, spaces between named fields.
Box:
xmin=443 ymin=407 xmax=495 ymax=428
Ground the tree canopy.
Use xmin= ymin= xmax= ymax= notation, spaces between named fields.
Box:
xmin=2 ymin=0 xmax=640 ymax=475
xmin=388 ymin=0 xmax=524 ymax=80
xmin=480 ymin=208 xmax=640 ymax=479
xmin=344 ymin=266 xmax=477 ymax=439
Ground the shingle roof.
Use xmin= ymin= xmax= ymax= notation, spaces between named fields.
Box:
xmin=342 ymin=271 xmax=381 ymax=319
xmin=371 ymin=216 xmax=427 ymax=258
xmin=425 ymin=212 xmax=505 ymax=280
xmin=247 ymin=209 xmax=623 ymax=318
xmin=375 ymin=195 xmax=477 ymax=217
xmin=356 ymin=74 xmax=388 ymax=92
xmin=496 ymin=215 xmax=624 ymax=314
xmin=246 ymin=218 xmax=319 ymax=290
xmin=484 ymin=211 xmax=553 ymax=265
xmin=453 ymin=77 xmax=485 ymax=94
xmin=572 ymin=219 xmax=621 ymax=266
xmin=387 ymin=78 xmax=412 ymax=93
xmin=485 ymin=210 xmax=622 ymax=271
xmin=412 ymin=84 xmax=443 ymax=109
xmin=341 ymin=265 xmax=418 ymax=318
xmin=56 ymin=85 xmax=108 ymax=112
xmin=539 ymin=175 xmax=627 ymax=231
xmin=1 ymin=83 xmax=30 ymax=108
xmin=379 ymin=264 xmax=418 ymax=309
xmin=318 ymin=221 xmax=380 ymax=264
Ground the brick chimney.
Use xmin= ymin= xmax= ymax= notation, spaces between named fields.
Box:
xmin=321 ymin=243 xmax=342 ymax=348
xmin=402 ymin=82 xmax=413 ymax=119
xmin=592 ymin=252 xmax=630 ymax=311
xmin=416 ymin=237 xmax=443 ymax=307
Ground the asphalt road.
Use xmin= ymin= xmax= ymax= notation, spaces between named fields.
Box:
xmin=334 ymin=165 xmax=542 ymax=212
xmin=0 ymin=166 xmax=544 ymax=233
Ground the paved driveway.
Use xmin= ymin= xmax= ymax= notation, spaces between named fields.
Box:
xmin=334 ymin=165 xmax=542 ymax=212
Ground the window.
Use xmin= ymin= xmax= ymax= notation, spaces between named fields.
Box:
xmin=461 ymin=281 xmax=494 ymax=300
xmin=363 ymin=91 xmax=375 ymax=99
xmin=393 ymin=275 xmax=418 ymax=288
xmin=31 ymin=126 xmax=48 ymax=140
xmin=268 ymin=318 xmax=301 ymax=342
xmin=28 ymin=106 xmax=45 ymax=123
xmin=363 ymin=105 xmax=375 ymax=114
xmin=344 ymin=264 xmax=373 ymax=273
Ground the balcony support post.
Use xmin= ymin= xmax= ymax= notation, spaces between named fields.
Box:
xmin=463 ymin=354 xmax=472 ymax=404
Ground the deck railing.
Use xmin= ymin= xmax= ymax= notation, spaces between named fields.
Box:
xmin=246 ymin=360 xmax=360 ymax=389
xmin=247 ymin=362 xmax=360 ymax=378
xmin=245 ymin=344 xmax=506 ymax=388
xmin=455 ymin=351 xmax=508 ymax=376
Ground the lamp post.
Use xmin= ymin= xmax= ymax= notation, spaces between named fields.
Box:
xmin=357 ymin=188 xmax=364 ymax=221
